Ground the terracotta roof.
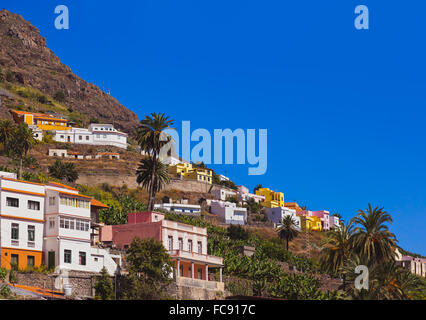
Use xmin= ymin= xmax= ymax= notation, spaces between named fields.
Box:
xmin=97 ymin=152 xmax=120 ymax=155
xmin=91 ymin=198 xmax=109 ymax=208
xmin=48 ymin=181 xmax=78 ymax=191
xmin=1 ymin=177 xmax=45 ymax=186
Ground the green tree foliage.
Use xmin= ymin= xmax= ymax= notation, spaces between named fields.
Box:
xmin=120 ymin=238 xmax=173 ymax=300
xmin=277 ymin=215 xmax=300 ymax=251
xmin=136 ymin=113 xmax=174 ymax=210
xmin=227 ymin=225 xmax=250 ymax=241
xmin=136 ymin=157 xmax=170 ymax=200
xmin=95 ymin=267 xmax=114 ymax=300
xmin=99 ymin=195 xmax=146 ymax=225
xmin=243 ymin=198 xmax=262 ymax=214
xmin=48 ymin=160 xmax=79 ymax=183
xmin=54 ymin=91 xmax=66 ymax=102
xmin=9 ymin=123 xmax=36 ymax=179
xmin=350 ymin=204 xmax=397 ymax=264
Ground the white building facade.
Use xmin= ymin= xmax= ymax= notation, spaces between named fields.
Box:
xmin=54 ymin=124 xmax=127 ymax=149
xmin=154 ymin=203 xmax=201 ymax=215
xmin=210 ymin=200 xmax=247 ymax=225
xmin=265 ymin=207 xmax=301 ymax=230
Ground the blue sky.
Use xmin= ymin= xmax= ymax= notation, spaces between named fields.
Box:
xmin=3 ymin=1 xmax=426 ymax=255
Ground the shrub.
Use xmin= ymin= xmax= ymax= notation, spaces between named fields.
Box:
xmin=53 ymin=91 xmax=66 ymax=102
xmin=5 ymin=71 xmax=15 ymax=83
xmin=9 ymin=265 xmax=17 ymax=284
xmin=0 ymin=285 xmax=12 ymax=298
xmin=0 ymin=268 xmax=7 ymax=281
xmin=227 ymin=225 xmax=250 ymax=241
xmin=95 ymin=267 xmax=114 ymax=300
xmin=36 ymin=94 xmax=49 ymax=104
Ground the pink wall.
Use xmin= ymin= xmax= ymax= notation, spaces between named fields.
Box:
xmin=101 ymin=222 xmax=163 ymax=249
xmin=128 ymin=211 xmax=165 ymax=224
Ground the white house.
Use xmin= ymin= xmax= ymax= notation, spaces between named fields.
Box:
xmin=265 ymin=207 xmax=301 ymax=230
xmin=211 ymin=187 xmax=237 ymax=201
xmin=54 ymin=124 xmax=127 ymax=149
xmin=237 ymin=185 xmax=265 ymax=204
xmin=0 ymin=177 xmax=45 ymax=269
xmin=218 ymin=175 xmax=230 ymax=182
xmin=43 ymin=182 xmax=121 ymax=275
xmin=210 ymin=200 xmax=247 ymax=225
xmin=48 ymin=149 xmax=68 ymax=158
xmin=154 ymin=203 xmax=201 ymax=215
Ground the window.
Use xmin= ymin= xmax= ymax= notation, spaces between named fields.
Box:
xmin=11 ymin=223 xmax=19 ymax=240
xmin=27 ymin=255 xmax=35 ymax=267
xmin=188 ymin=240 xmax=193 ymax=252
xmin=86 ymin=136 xmax=89 ymax=141
xmin=197 ymin=241 xmax=202 ymax=254
xmin=168 ymin=236 xmax=173 ymax=250
xmin=198 ymin=268 xmax=202 ymax=280
xmin=28 ymin=200 xmax=40 ymax=211
xmin=49 ymin=197 xmax=56 ymax=206
xmin=49 ymin=217 xmax=55 ymax=229
xmin=6 ymin=197 xmax=19 ymax=208
xmin=64 ymin=250 xmax=71 ymax=263
xmin=28 ymin=225 xmax=35 ymax=242
xmin=178 ymin=238 xmax=183 ymax=250
xmin=79 ymin=135 xmax=82 ymax=140
xmin=79 ymin=252 xmax=86 ymax=265
xmin=11 ymin=254 xmax=19 ymax=268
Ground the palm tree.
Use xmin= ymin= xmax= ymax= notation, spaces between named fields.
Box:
xmin=0 ymin=120 xmax=14 ymax=154
xmin=277 ymin=215 xmax=299 ymax=251
xmin=11 ymin=123 xmax=35 ymax=179
xmin=320 ymin=220 xmax=354 ymax=289
xmin=253 ymin=184 xmax=262 ymax=193
xmin=136 ymin=113 xmax=173 ymax=210
xmin=136 ymin=158 xmax=170 ymax=206
xmin=48 ymin=160 xmax=79 ymax=183
xmin=351 ymin=204 xmax=397 ymax=265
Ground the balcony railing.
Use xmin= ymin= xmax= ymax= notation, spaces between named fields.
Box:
xmin=168 ymin=250 xmax=223 ymax=266
xmin=11 ymin=240 xmax=19 ymax=246
xmin=27 ymin=241 xmax=35 ymax=248
xmin=176 ymin=276 xmax=225 ymax=291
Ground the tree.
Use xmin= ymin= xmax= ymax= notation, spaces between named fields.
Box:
xmin=320 ymin=220 xmax=354 ymax=290
xmin=277 ymin=215 xmax=300 ymax=251
xmin=332 ymin=212 xmax=342 ymax=220
xmin=227 ymin=225 xmax=250 ymax=241
xmin=54 ymin=91 xmax=66 ymax=103
xmin=351 ymin=204 xmax=397 ymax=265
xmin=136 ymin=157 xmax=170 ymax=203
xmin=244 ymin=198 xmax=262 ymax=214
xmin=136 ymin=113 xmax=174 ymax=210
xmin=48 ymin=160 xmax=79 ymax=183
xmin=123 ymin=237 xmax=173 ymax=300
xmin=253 ymin=184 xmax=262 ymax=194
xmin=10 ymin=123 xmax=36 ymax=179
xmin=94 ymin=267 xmax=114 ymax=300
xmin=0 ymin=120 xmax=14 ymax=155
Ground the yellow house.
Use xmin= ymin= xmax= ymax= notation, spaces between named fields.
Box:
xmin=298 ymin=214 xmax=322 ymax=231
xmin=255 ymin=188 xmax=284 ymax=208
xmin=168 ymin=163 xmax=213 ymax=184
xmin=11 ymin=110 xmax=71 ymax=131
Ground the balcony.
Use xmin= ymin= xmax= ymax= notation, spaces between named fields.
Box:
xmin=176 ymin=276 xmax=225 ymax=291
xmin=11 ymin=240 xmax=19 ymax=246
xmin=168 ymin=250 xmax=223 ymax=266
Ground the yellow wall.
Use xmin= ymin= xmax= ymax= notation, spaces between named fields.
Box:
xmin=256 ymin=188 xmax=284 ymax=208
xmin=299 ymin=215 xmax=322 ymax=231
xmin=168 ymin=163 xmax=213 ymax=184
xmin=1 ymin=247 xmax=42 ymax=270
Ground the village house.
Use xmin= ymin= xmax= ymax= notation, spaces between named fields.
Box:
xmin=54 ymin=124 xmax=128 ymax=149
xmin=237 ymin=185 xmax=265 ymax=204
xmin=255 ymin=187 xmax=284 ymax=208
xmin=168 ymin=163 xmax=213 ymax=184
xmin=0 ymin=174 xmax=121 ymax=275
xmin=99 ymin=211 xmax=224 ymax=295
xmin=210 ymin=200 xmax=247 ymax=225
xmin=265 ymin=206 xmax=301 ymax=230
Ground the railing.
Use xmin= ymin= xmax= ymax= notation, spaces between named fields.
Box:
xmin=168 ymin=250 xmax=223 ymax=265
xmin=176 ymin=276 xmax=225 ymax=291
xmin=27 ymin=241 xmax=35 ymax=248
xmin=11 ymin=240 xmax=19 ymax=246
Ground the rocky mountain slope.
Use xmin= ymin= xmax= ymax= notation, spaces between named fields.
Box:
xmin=0 ymin=9 xmax=139 ymax=133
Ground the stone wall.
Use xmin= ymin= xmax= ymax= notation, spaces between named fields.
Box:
xmin=77 ymin=174 xmax=234 ymax=195
xmin=168 ymin=282 xmax=225 ymax=300
xmin=15 ymin=270 xmax=108 ymax=298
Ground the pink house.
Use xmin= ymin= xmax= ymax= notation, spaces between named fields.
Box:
xmin=309 ymin=210 xmax=331 ymax=231
xmin=100 ymin=211 xmax=224 ymax=291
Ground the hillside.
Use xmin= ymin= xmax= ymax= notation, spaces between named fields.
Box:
xmin=0 ymin=9 xmax=139 ymax=133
